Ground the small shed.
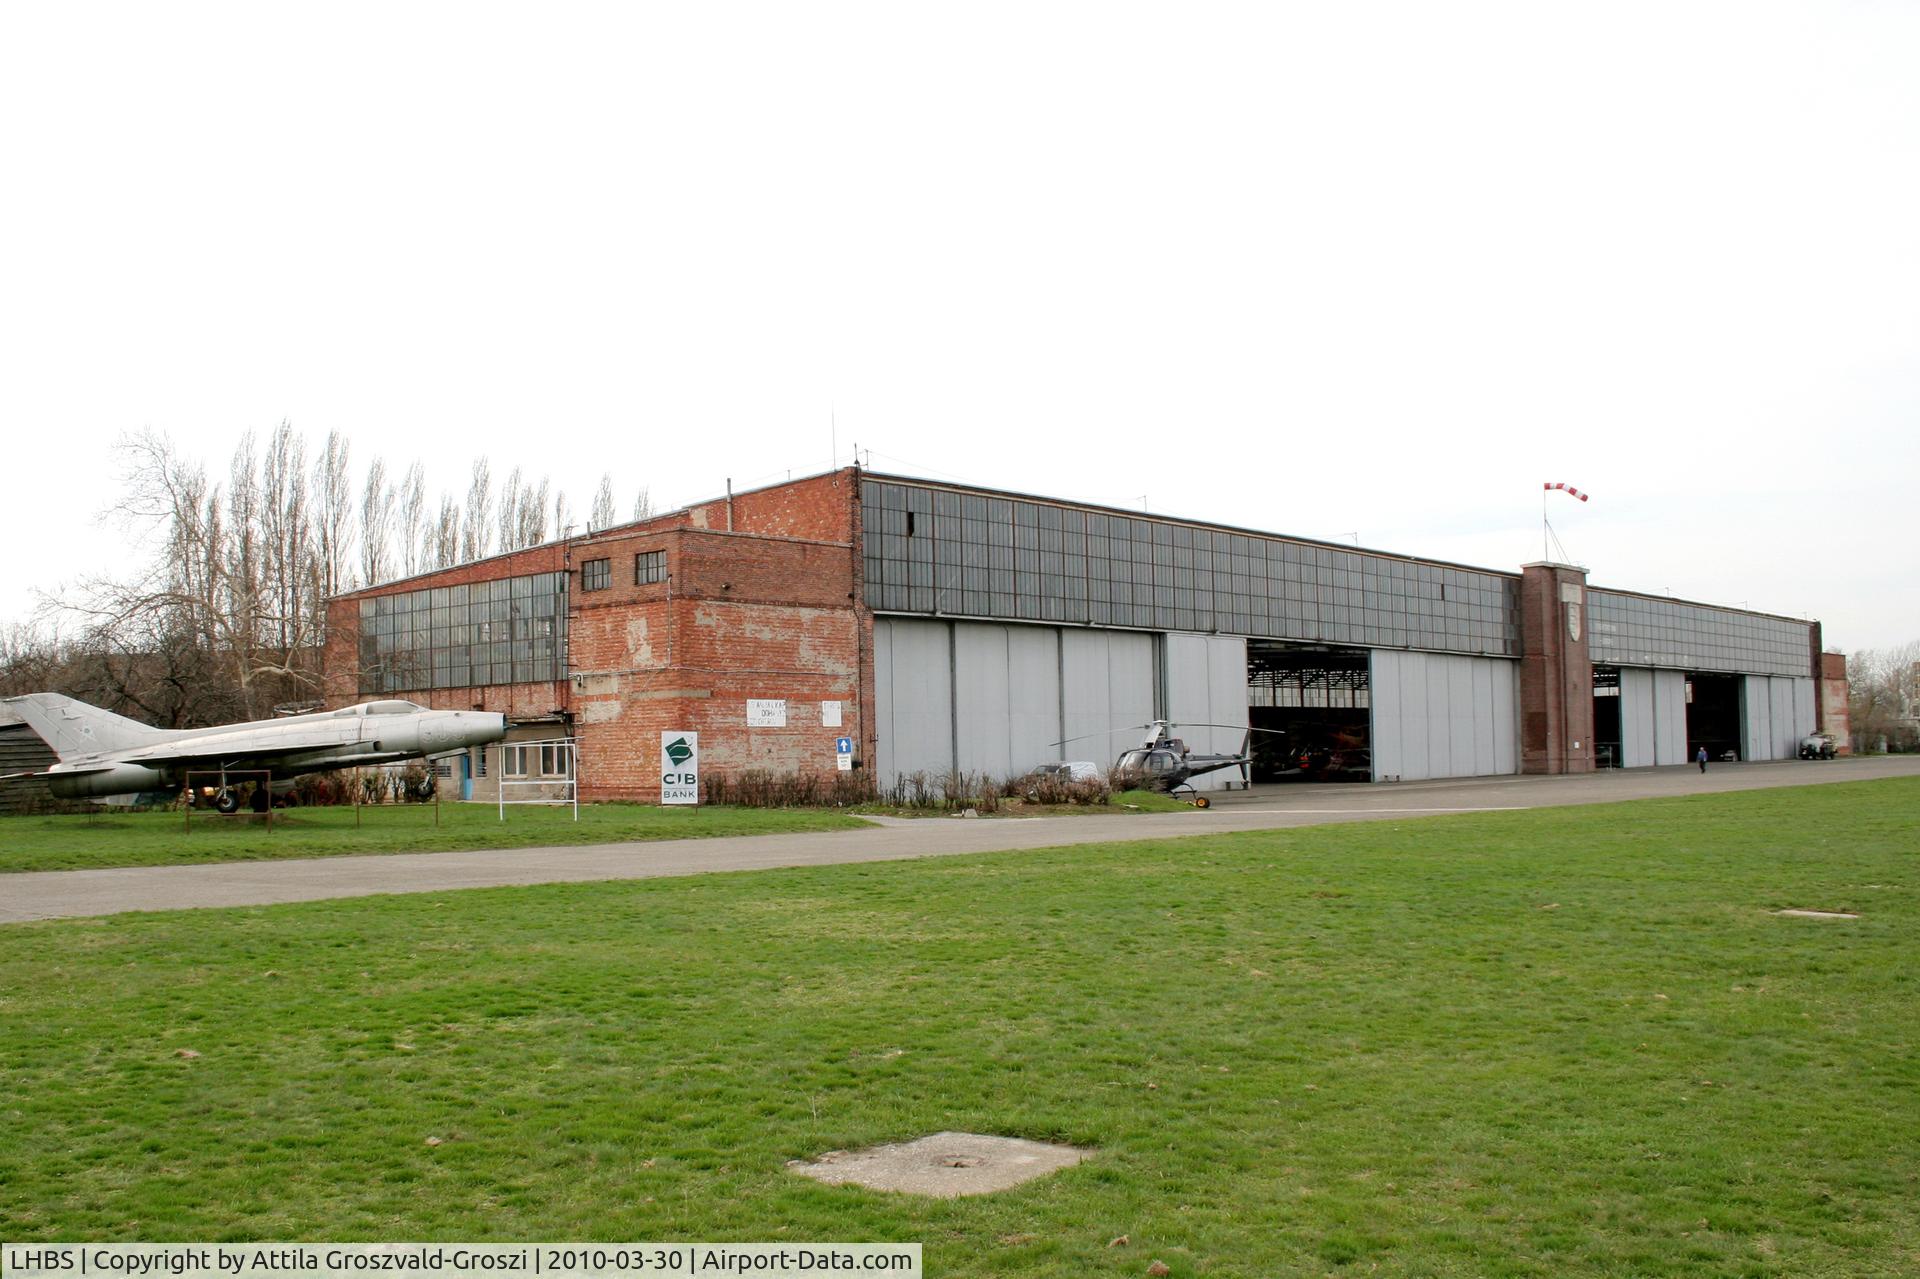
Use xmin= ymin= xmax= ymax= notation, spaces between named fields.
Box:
xmin=0 ymin=706 xmax=58 ymax=814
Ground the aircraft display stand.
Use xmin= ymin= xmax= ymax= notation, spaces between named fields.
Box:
xmin=183 ymin=769 xmax=275 ymax=831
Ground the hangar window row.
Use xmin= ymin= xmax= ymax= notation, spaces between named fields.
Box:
xmin=864 ymin=480 xmax=1519 ymax=657
xmin=356 ymin=571 xmax=569 ymax=693
xmin=1588 ymin=591 xmax=1812 ymax=678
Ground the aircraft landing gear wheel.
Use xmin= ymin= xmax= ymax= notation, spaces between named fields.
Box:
xmin=213 ymin=789 xmax=240 ymax=815
xmin=1193 ymin=795 xmax=1211 ymax=809
xmin=250 ymin=787 xmax=271 ymax=813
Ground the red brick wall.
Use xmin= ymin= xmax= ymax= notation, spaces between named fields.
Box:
xmin=1518 ymin=563 xmax=1596 ymax=774
xmin=681 ymin=470 xmax=857 ymax=541
xmin=322 ymin=473 xmax=868 ymax=803
xmin=558 ymin=477 xmax=863 ymax=800
xmin=1820 ymin=651 xmax=1851 ymax=753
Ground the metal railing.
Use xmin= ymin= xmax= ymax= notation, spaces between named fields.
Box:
xmin=496 ymin=738 xmax=579 ymax=821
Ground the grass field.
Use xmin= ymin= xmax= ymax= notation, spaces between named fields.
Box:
xmin=2 ymin=779 xmax=1916 ymax=1275
xmin=0 ymin=803 xmax=870 ymax=873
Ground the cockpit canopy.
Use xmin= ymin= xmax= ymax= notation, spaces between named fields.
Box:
xmin=1117 ymin=748 xmax=1177 ymax=774
xmin=333 ymin=700 xmax=427 ymax=718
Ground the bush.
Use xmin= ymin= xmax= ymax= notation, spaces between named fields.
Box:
xmin=1012 ymin=771 xmax=1112 ymax=806
xmin=701 ymin=770 xmax=876 ymax=808
xmin=700 ymin=767 xmax=1112 ymax=811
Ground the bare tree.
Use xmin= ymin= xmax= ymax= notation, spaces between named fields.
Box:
xmin=589 ymin=474 xmax=616 ymax=533
xmin=1847 ymin=642 xmax=1920 ymax=751
xmin=312 ymin=429 xmax=354 ymax=598
xmin=396 ymin=461 xmax=428 ymax=578
xmin=431 ymin=494 xmax=462 ymax=570
xmin=37 ymin=428 xmax=616 ymax=729
xmin=0 ymin=622 xmax=62 ymax=699
xmin=519 ymin=475 xmax=551 ymax=547
xmin=553 ymin=490 xmax=573 ymax=539
xmin=497 ymin=466 xmax=525 ymax=553
xmin=62 ymin=429 xmax=318 ymax=720
xmin=359 ymin=456 xmax=393 ymax=586
xmin=256 ymin=421 xmax=311 ymax=656
xmin=462 ymin=458 xmax=493 ymax=562
xmin=223 ymin=431 xmax=263 ymax=688
xmin=632 ymin=486 xmax=654 ymax=522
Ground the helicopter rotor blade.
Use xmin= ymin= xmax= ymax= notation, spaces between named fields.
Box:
xmin=1049 ymin=723 xmax=1154 ymax=749
xmin=1162 ymin=720 xmax=1290 ymax=737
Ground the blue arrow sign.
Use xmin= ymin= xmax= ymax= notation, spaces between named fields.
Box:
xmin=835 ymin=737 xmax=853 ymax=755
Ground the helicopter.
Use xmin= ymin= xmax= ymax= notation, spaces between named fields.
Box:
xmin=1054 ymin=719 xmax=1273 ymax=807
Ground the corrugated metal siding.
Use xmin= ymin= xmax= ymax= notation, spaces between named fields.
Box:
xmin=1620 ymin=668 xmax=1656 ymax=767
xmin=0 ymin=723 xmax=57 ymax=814
xmin=873 ymin=617 xmax=954 ymax=783
xmin=1369 ymin=650 xmax=1518 ymax=781
xmin=1743 ymin=676 xmax=1774 ymax=760
xmin=1793 ymin=678 xmax=1816 ymax=748
xmin=876 ymin=618 xmax=1164 ymax=785
xmin=1061 ymin=630 xmax=1157 ymax=765
xmin=1614 ymin=667 xmax=1690 ymax=766
xmin=1652 ymin=670 xmax=1688 ymax=766
xmin=1768 ymin=677 xmax=1801 ymax=759
xmin=1163 ymin=634 xmax=1250 ymax=791
xmin=952 ymin=623 xmax=1066 ymax=780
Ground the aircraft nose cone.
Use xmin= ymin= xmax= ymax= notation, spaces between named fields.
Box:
xmin=455 ymin=712 xmax=507 ymax=747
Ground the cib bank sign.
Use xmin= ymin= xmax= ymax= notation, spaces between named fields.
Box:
xmin=660 ymin=731 xmax=699 ymax=804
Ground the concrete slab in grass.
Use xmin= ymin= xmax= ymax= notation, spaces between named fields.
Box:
xmin=789 ymin=1131 xmax=1090 ymax=1197
xmin=1774 ymin=908 xmax=1859 ymax=920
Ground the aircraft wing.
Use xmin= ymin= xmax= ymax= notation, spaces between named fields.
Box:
xmin=37 ymin=722 xmax=390 ymax=779
xmin=101 ymin=722 xmax=365 ymax=767
xmin=3 ymin=763 xmax=121 ymax=780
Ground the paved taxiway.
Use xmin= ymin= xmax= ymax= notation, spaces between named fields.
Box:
xmin=3 ymin=756 xmax=1916 ymax=923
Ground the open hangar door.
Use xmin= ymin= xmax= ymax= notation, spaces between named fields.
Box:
xmin=1690 ymin=672 xmax=1744 ymax=761
xmin=1593 ymin=667 xmax=1622 ymax=767
xmin=1601 ymin=668 xmax=1792 ymax=766
xmin=1246 ymin=642 xmax=1371 ymax=782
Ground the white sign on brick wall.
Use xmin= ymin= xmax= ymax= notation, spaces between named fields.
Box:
xmin=821 ymin=700 xmax=843 ymax=728
xmin=746 ymin=699 xmax=787 ymax=727
xmin=660 ymin=731 xmax=699 ymax=805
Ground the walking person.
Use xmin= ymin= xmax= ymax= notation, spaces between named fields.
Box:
xmin=1696 ymin=745 xmax=1709 ymax=774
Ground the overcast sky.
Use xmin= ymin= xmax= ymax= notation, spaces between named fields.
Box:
xmin=2 ymin=1 xmax=1914 ymax=651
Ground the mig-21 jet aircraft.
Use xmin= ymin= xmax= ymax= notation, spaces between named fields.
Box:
xmin=3 ymin=693 xmax=507 ymax=811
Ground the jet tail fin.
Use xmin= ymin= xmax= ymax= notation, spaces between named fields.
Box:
xmin=2 ymin=693 xmax=168 ymax=760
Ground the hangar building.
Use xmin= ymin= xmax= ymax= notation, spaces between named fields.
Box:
xmin=322 ymin=469 xmax=1830 ymax=802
